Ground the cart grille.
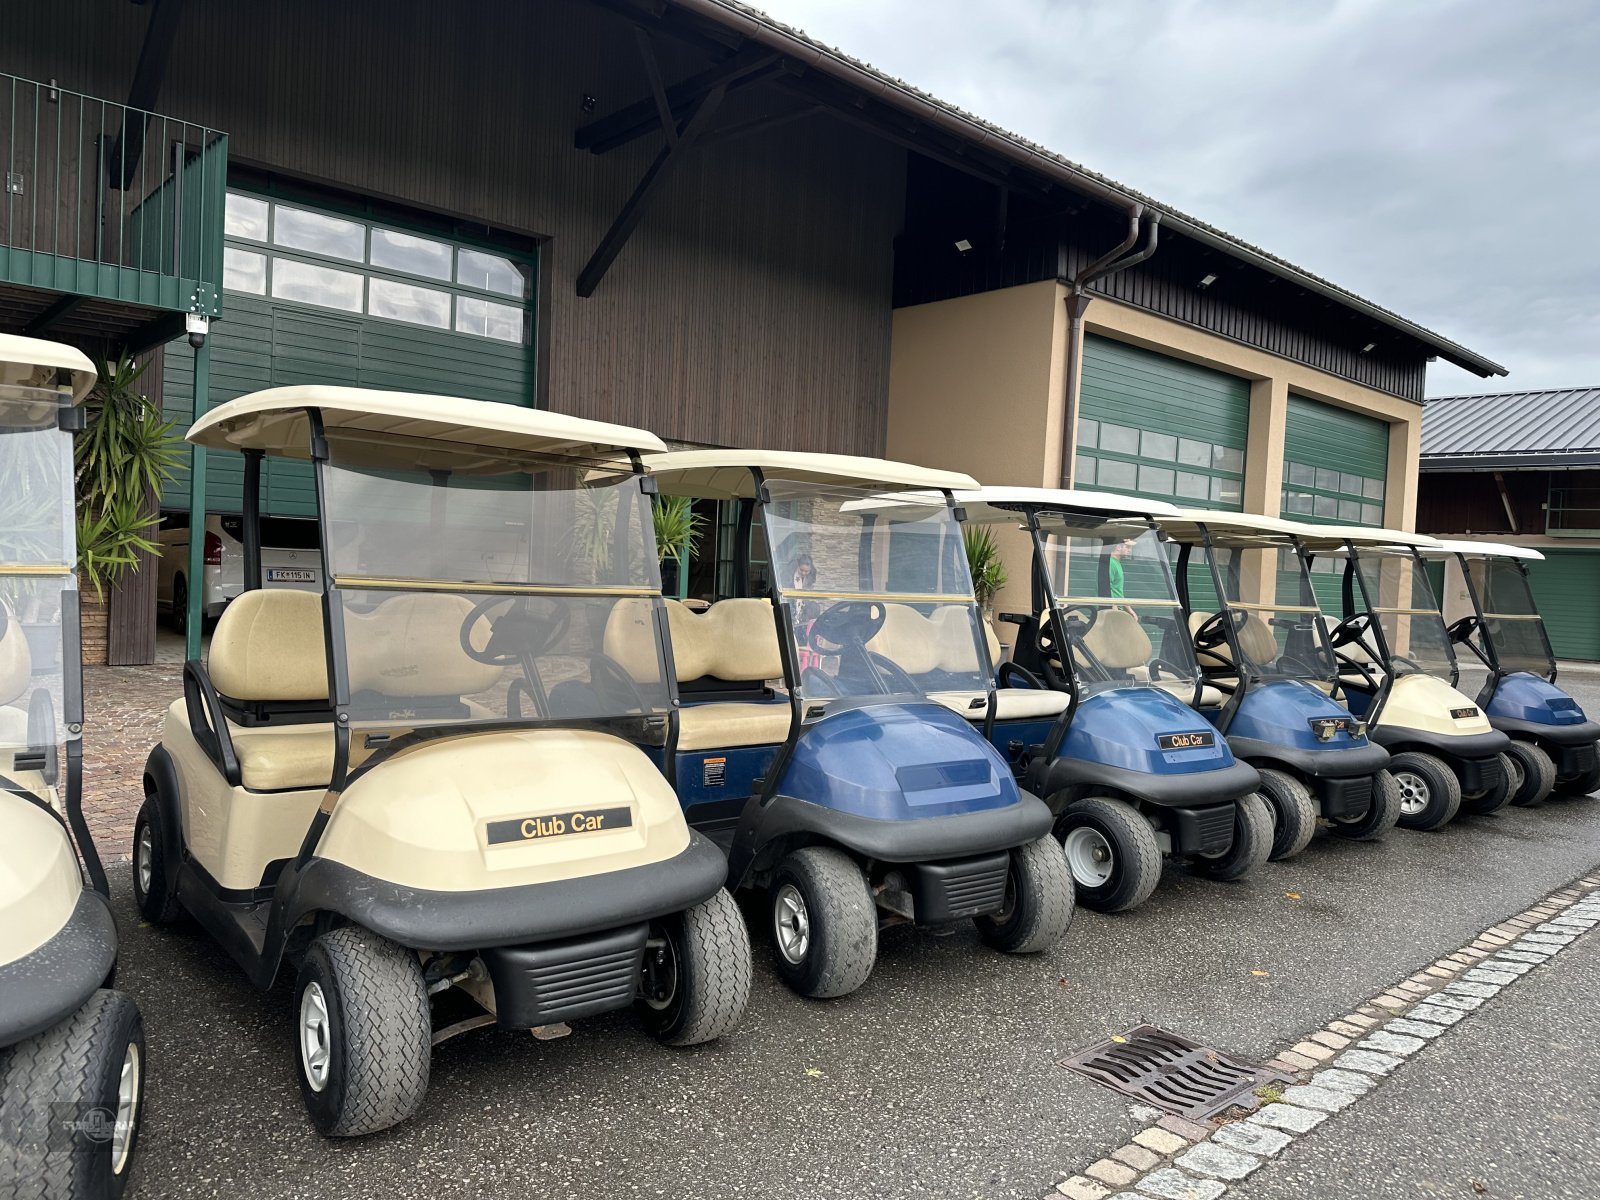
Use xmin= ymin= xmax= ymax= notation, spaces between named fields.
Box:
xmin=1192 ymin=803 xmax=1236 ymax=856
xmin=1061 ymin=1025 xmax=1291 ymax=1120
xmin=481 ymin=924 xmax=647 ymax=1028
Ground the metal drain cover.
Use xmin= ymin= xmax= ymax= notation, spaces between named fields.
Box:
xmin=1061 ymin=1024 xmax=1293 ymax=1120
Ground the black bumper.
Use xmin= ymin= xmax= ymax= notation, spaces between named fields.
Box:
xmin=1368 ymin=726 xmax=1511 ymax=761
xmin=1165 ymin=802 xmax=1237 ymax=856
xmin=1490 ymin=716 xmax=1600 ymax=748
xmin=481 ymin=923 xmax=648 ymax=1028
xmin=0 ymin=890 xmax=116 ymax=1047
xmin=1231 ymin=738 xmax=1391 ymax=781
xmin=285 ymin=831 xmax=729 ymax=952
xmin=1028 ymin=755 xmax=1261 ymax=811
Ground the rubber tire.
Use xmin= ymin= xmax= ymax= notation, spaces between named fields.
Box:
xmin=1459 ymin=755 xmax=1513 ymax=816
xmin=1389 ymin=751 xmax=1463 ymax=831
xmin=294 ymin=927 xmax=431 ymax=1137
xmin=768 ymin=847 xmax=878 ymax=999
xmin=1055 ymin=795 xmax=1162 ymax=914
xmin=169 ymin=576 xmax=187 ymax=636
xmin=638 ymin=888 xmax=753 ymax=1047
xmin=1255 ymin=768 xmax=1318 ymax=862
xmin=131 ymin=795 xmax=182 ymax=924
xmin=0 ymin=989 xmax=145 ymax=1199
xmin=1329 ymin=770 xmax=1402 ymax=841
xmin=1193 ymin=792 xmax=1273 ymax=881
xmin=974 ymin=834 xmax=1076 ymax=954
xmin=1506 ymin=740 xmax=1557 ymax=806
xmin=1560 ymin=746 xmax=1600 ymax=797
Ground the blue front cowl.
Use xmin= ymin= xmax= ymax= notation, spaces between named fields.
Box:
xmin=1061 ymin=687 xmax=1237 ymax=776
xmin=1486 ymin=671 xmax=1589 ymax=726
xmin=776 ymin=701 xmax=1020 ymax=821
xmin=1229 ymin=678 xmax=1373 ymax=752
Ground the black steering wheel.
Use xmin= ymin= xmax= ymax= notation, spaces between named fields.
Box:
xmin=1446 ymin=614 xmax=1482 ymax=644
xmin=1328 ymin=613 xmax=1374 ymax=650
xmin=1193 ymin=609 xmax=1248 ymax=651
xmin=588 ymin=654 xmax=650 ymax=714
xmin=865 ymin=652 xmax=922 ymax=696
xmin=807 ymin=600 xmax=886 ymax=652
xmin=459 ymin=595 xmax=571 ymax=665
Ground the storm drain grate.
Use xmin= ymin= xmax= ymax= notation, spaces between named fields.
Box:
xmin=1060 ymin=1024 xmax=1293 ymax=1120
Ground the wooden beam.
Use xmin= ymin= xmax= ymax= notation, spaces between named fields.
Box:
xmin=576 ymin=84 xmax=728 ymax=298
xmin=109 ymin=0 xmax=187 ymax=189
xmin=634 ymin=28 xmax=678 ymax=149
xmin=575 ymin=47 xmax=777 ymax=154
xmin=22 ymin=294 xmax=89 ymax=336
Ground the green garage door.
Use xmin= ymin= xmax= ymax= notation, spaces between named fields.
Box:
xmin=163 ymin=190 xmax=537 ymax=515
xmin=1283 ymin=396 xmax=1390 ymax=612
xmin=1526 ymin=550 xmax=1600 ymax=661
xmin=1075 ymin=335 xmax=1249 ymax=510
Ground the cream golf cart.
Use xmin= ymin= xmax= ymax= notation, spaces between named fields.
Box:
xmin=1298 ymin=525 xmax=1513 ymax=829
xmin=0 ymin=336 xmax=145 ymax=1196
xmin=134 ymin=387 xmax=750 ymax=1137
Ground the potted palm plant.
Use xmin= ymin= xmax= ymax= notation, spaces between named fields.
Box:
xmin=964 ymin=524 xmax=1008 ymax=620
xmin=653 ymin=494 xmax=702 ymax=597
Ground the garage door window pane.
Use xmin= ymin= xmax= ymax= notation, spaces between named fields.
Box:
xmin=1287 ymin=461 xmax=1315 ymax=487
xmin=1313 ymin=494 xmax=1337 ymax=518
xmin=271 ymin=258 xmax=363 ymax=311
xmin=1363 ymin=477 xmax=1385 ymax=500
xmin=1097 ymin=459 xmax=1137 ymax=490
xmin=274 ymin=206 xmax=365 ymax=262
xmin=1140 ymin=431 xmax=1177 ymax=460
xmin=1213 ymin=446 xmax=1244 ymax=473
xmin=370 ymin=229 xmax=453 ymax=281
xmin=1178 ymin=438 xmax=1210 ymax=467
xmin=1362 ymin=503 xmax=1384 ymax=525
xmin=1339 ymin=499 xmax=1362 ymax=522
xmin=1285 ymin=491 xmax=1313 ymax=515
xmin=369 ymin=278 xmax=451 ymax=328
xmin=225 ymin=194 xmax=270 ymax=242
xmin=1177 ymin=472 xmax=1210 ymax=499
xmin=1075 ymin=455 xmax=1097 ymax=485
xmin=1078 ymin=420 xmax=1099 ymax=449
xmin=1212 ymin=477 xmax=1241 ymax=506
xmin=1315 ymin=467 xmax=1340 ymax=492
xmin=1099 ymin=423 xmax=1139 ymax=455
xmin=457 ymin=248 xmax=528 ymax=298
xmin=223 ymin=247 xmax=266 ymax=294
xmin=1340 ymin=472 xmax=1365 ymax=497
xmin=456 ymin=296 xmax=525 ymax=343
xmin=1138 ymin=466 xmax=1174 ymax=494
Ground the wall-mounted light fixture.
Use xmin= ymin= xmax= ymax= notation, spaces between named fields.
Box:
xmin=1361 ymin=342 xmax=1376 ymax=354
xmin=1197 ymin=273 xmax=1218 ymax=289
xmin=954 ymin=238 xmax=973 ymax=253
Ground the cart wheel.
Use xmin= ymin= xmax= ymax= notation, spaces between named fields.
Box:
xmin=1506 ymin=741 xmax=1556 ymax=806
xmin=1329 ymin=770 xmax=1402 ymax=840
xmin=974 ymin=834 xmax=1076 ymax=954
xmin=1559 ymin=748 xmax=1600 ymax=797
xmin=768 ymin=847 xmax=877 ymax=999
xmin=169 ymin=576 xmax=188 ymax=636
xmin=1194 ymin=793 xmax=1273 ymax=881
xmin=0 ymin=989 xmax=145 ymax=1199
xmin=131 ymin=795 xmax=181 ymax=924
xmin=1054 ymin=795 xmax=1162 ymax=913
xmin=639 ymin=887 xmax=752 ymax=1047
xmin=1389 ymin=751 xmax=1462 ymax=830
xmin=1459 ymin=755 xmax=1513 ymax=816
xmin=295 ymin=927 xmax=431 ymax=1137
xmin=1255 ymin=768 xmax=1318 ymax=861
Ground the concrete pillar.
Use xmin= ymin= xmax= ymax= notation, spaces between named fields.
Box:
xmin=1243 ymin=376 xmax=1288 ymax=518
xmin=1384 ymin=413 xmax=1420 ymax=531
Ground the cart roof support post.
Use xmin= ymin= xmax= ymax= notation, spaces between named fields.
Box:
xmin=184 ymin=338 xmax=210 ymax=661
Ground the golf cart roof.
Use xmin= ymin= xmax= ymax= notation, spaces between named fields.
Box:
xmin=1421 ymin=538 xmax=1546 ymax=562
xmin=952 ymin=485 xmax=1179 ymax=524
xmin=1159 ymin=509 xmax=1325 ymax=546
xmin=0 ymin=334 xmax=96 ymax=403
xmin=1292 ymin=524 xmax=1445 ymax=552
xmin=643 ymin=449 xmax=977 ymax=499
xmin=188 ymin=386 xmax=667 ymax=465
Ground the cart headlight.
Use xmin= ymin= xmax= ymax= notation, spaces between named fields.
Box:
xmin=1354 ymin=721 xmax=1367 ymax=739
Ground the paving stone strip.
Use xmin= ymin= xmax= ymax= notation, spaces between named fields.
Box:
xmin=1040 ymin=868 xmax=1600 ymax=1200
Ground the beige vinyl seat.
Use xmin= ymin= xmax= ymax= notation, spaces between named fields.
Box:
xmin=1074 ymin=608 xmax=1227 ymax=707
xmin=658 ymin=599 xmax=791 ymax=751
xmin=1321 ymin=615 xmax=1387 ymax=691
xmin=0 ymin=602 xmax=34 ymax=773
xmin=1187 ymin=609 xmax=1280 ymax=697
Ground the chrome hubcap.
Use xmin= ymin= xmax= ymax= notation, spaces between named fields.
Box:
xmin=1063 ymin=827 xmax=1115 ymax=888
xmin=136 ymin=826 xmax=153 ymax=896
xmin=773 ymin=884 xmax=811 ymax=964
xmin=299 ymin=982 xmax=331 ymax=1092
xmin=1395 ymin=771 xmax=1430 ymax=816
xmin=110 ymin=1042 xmax=139 ymax=1174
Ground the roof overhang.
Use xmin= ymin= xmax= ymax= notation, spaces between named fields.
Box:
xmin=0 ymin=333 xmax=96 ymax=403
xmin=1420 ymin=454 xmax=1600 ymax=472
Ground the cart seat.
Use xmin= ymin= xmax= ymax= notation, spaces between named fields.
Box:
xmin=676 ymin=701 xmax=793 ymax=751
xmin=1187 ymin=611 xmax=1277 ymax=671
xmin=931 ymin=688 xmax=1071 ymax=722
xmin=657 ymin=598 xmax=789 ymax=750
xmin=1320 ymin=616 xmax=1387 ymax=690
xmin=229 ymin=723 xmax=337 ymax=792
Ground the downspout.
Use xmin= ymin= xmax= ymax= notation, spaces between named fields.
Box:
xmin=1057 ymin=209 xmax=1161 ymax=488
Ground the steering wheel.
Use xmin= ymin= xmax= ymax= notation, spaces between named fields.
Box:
xmin=1276 ymin=653 xmax=1325 ymax=678
xmin=1192 ymin=610 xmax=1245 ymax=651
xmin=1148 ymin=657 xmax=1190 ymax=683
xmin=801 ymin=666 xmax=843 ymax=696
xmin=459 ymin=595 xmax=572 ymax=665
xmin=1446 ymin=614 xmax=1482 ymax=644
xmin=807 ymin=600 xmax=886 ymax=652
xmin=588 ymin=655 xmax=650 ymax=714
xmin=1327 ymin=613 xmax=1374 ymax=650
xmin=866 ymin=652 xmax=922 ymax=696
xmin=1038 ymin=608 xmax=1093 ymax=659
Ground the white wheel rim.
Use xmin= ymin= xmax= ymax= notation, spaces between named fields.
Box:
xmin=110 ymin=1042 xmax=140 ymax=1174
xmin=299 ymin=982 xmax=331 ymax=1092
xmin=1395 ymin=770 xmax=1430 ymax=816
xmin=774 ymin=884 xmax=810 ymax=964
xmin=1064 ymin=826 xmax=1115 ymax=888
xmin=136 ymin=826 xmax=153 ymax=896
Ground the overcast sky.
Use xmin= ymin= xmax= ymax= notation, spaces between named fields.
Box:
xmin=755 ymin=0 xmax=1599 ymax=397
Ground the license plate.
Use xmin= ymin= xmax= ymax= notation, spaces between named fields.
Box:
xmin=267 ymin=568 xmax=317 ymax=583
xmin=1158 ymin=731 xmax=1215 ymax=751
xmin=486 ymin=806 xmax=633 ymax=846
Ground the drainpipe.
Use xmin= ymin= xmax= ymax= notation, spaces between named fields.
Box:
xmin=1057 ymin=209 xmax=1161 ymax=488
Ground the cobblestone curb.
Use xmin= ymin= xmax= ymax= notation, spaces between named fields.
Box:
xmin=1044 ymin=868 xmax=1600 ymax=1200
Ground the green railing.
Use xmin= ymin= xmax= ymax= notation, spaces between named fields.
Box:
xmin=0 ymin=72 xmax=226 ymax=318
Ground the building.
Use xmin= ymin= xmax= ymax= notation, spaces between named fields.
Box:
xmin=1 ymin=0 xmax=1501 ymax=659
xmin=1419 ymin=386 xmax=1600 ymax=660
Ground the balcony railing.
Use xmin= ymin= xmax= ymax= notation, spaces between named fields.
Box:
xmin=0 ymin=71 xmax=226 ymax=319
xmin=1547 ymin=487 xmax=1600 ymax=536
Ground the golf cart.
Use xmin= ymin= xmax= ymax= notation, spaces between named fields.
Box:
xmin=642 ymin=453 xmax=1073 ymax=999
xmin=959 ymin=488 xmax=1267 ymax=913
xmin=1298 ymin=526 xmax=1513 ymax=829
xmin=1160 ymin=510 xmax=1399 ymax=857
xmin=1430 ymin=538 xmax=1600 ymax=803
xmin=0 ymin=335 xmax=145 ymax=1196
xmin=135 ymin=387 xmax=750 ymax=1137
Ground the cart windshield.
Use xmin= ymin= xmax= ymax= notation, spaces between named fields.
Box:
xmin=320 ymin=438 xmax=672 ymax=735
xmin=0 ymin=381 xmax=80 ymax=801
xmin=1465 ymin=556 xmax=1555 ymax=679
xmin=1187 ymin=542 xmax=1335 ymax=683
xmin=1036 ymin=513 xmax=1200 ymax=699
xmin=1349 ymin=547 xmax=1455 ymax=680
xmin=763 ymin=480 xmax=988 ymax=705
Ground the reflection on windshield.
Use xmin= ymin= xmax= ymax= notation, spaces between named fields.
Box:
xmin=0 ymin=575 xmax=75 ymax=806
xmin=1350 ymin=550 xmax=1455 ymax=679
xmin=1472 ymin=558 xmax=1553 ymax=678
xmin=1037 ymin=517 xmax=1199 ymax=698
xmin=1185 ymin=544 xmax=1334 ymax=682
xmin=763 ymin=480 xmax=988 ymax=704
xmin=0 ymin=385 xmax=76 ymax=569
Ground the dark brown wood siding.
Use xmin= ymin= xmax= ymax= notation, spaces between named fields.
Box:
xmin=1 ymin=0 xmax=903 ymax=453
xmin=1418 ymin=469 xmax=1552 ymax=535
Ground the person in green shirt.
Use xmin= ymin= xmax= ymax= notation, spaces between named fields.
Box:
xmin=1108 ymin=539 xmax=1130 ymax=600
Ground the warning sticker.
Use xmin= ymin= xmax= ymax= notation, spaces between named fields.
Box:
xmin=702 ymin=756 xmax=727 ymax=788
